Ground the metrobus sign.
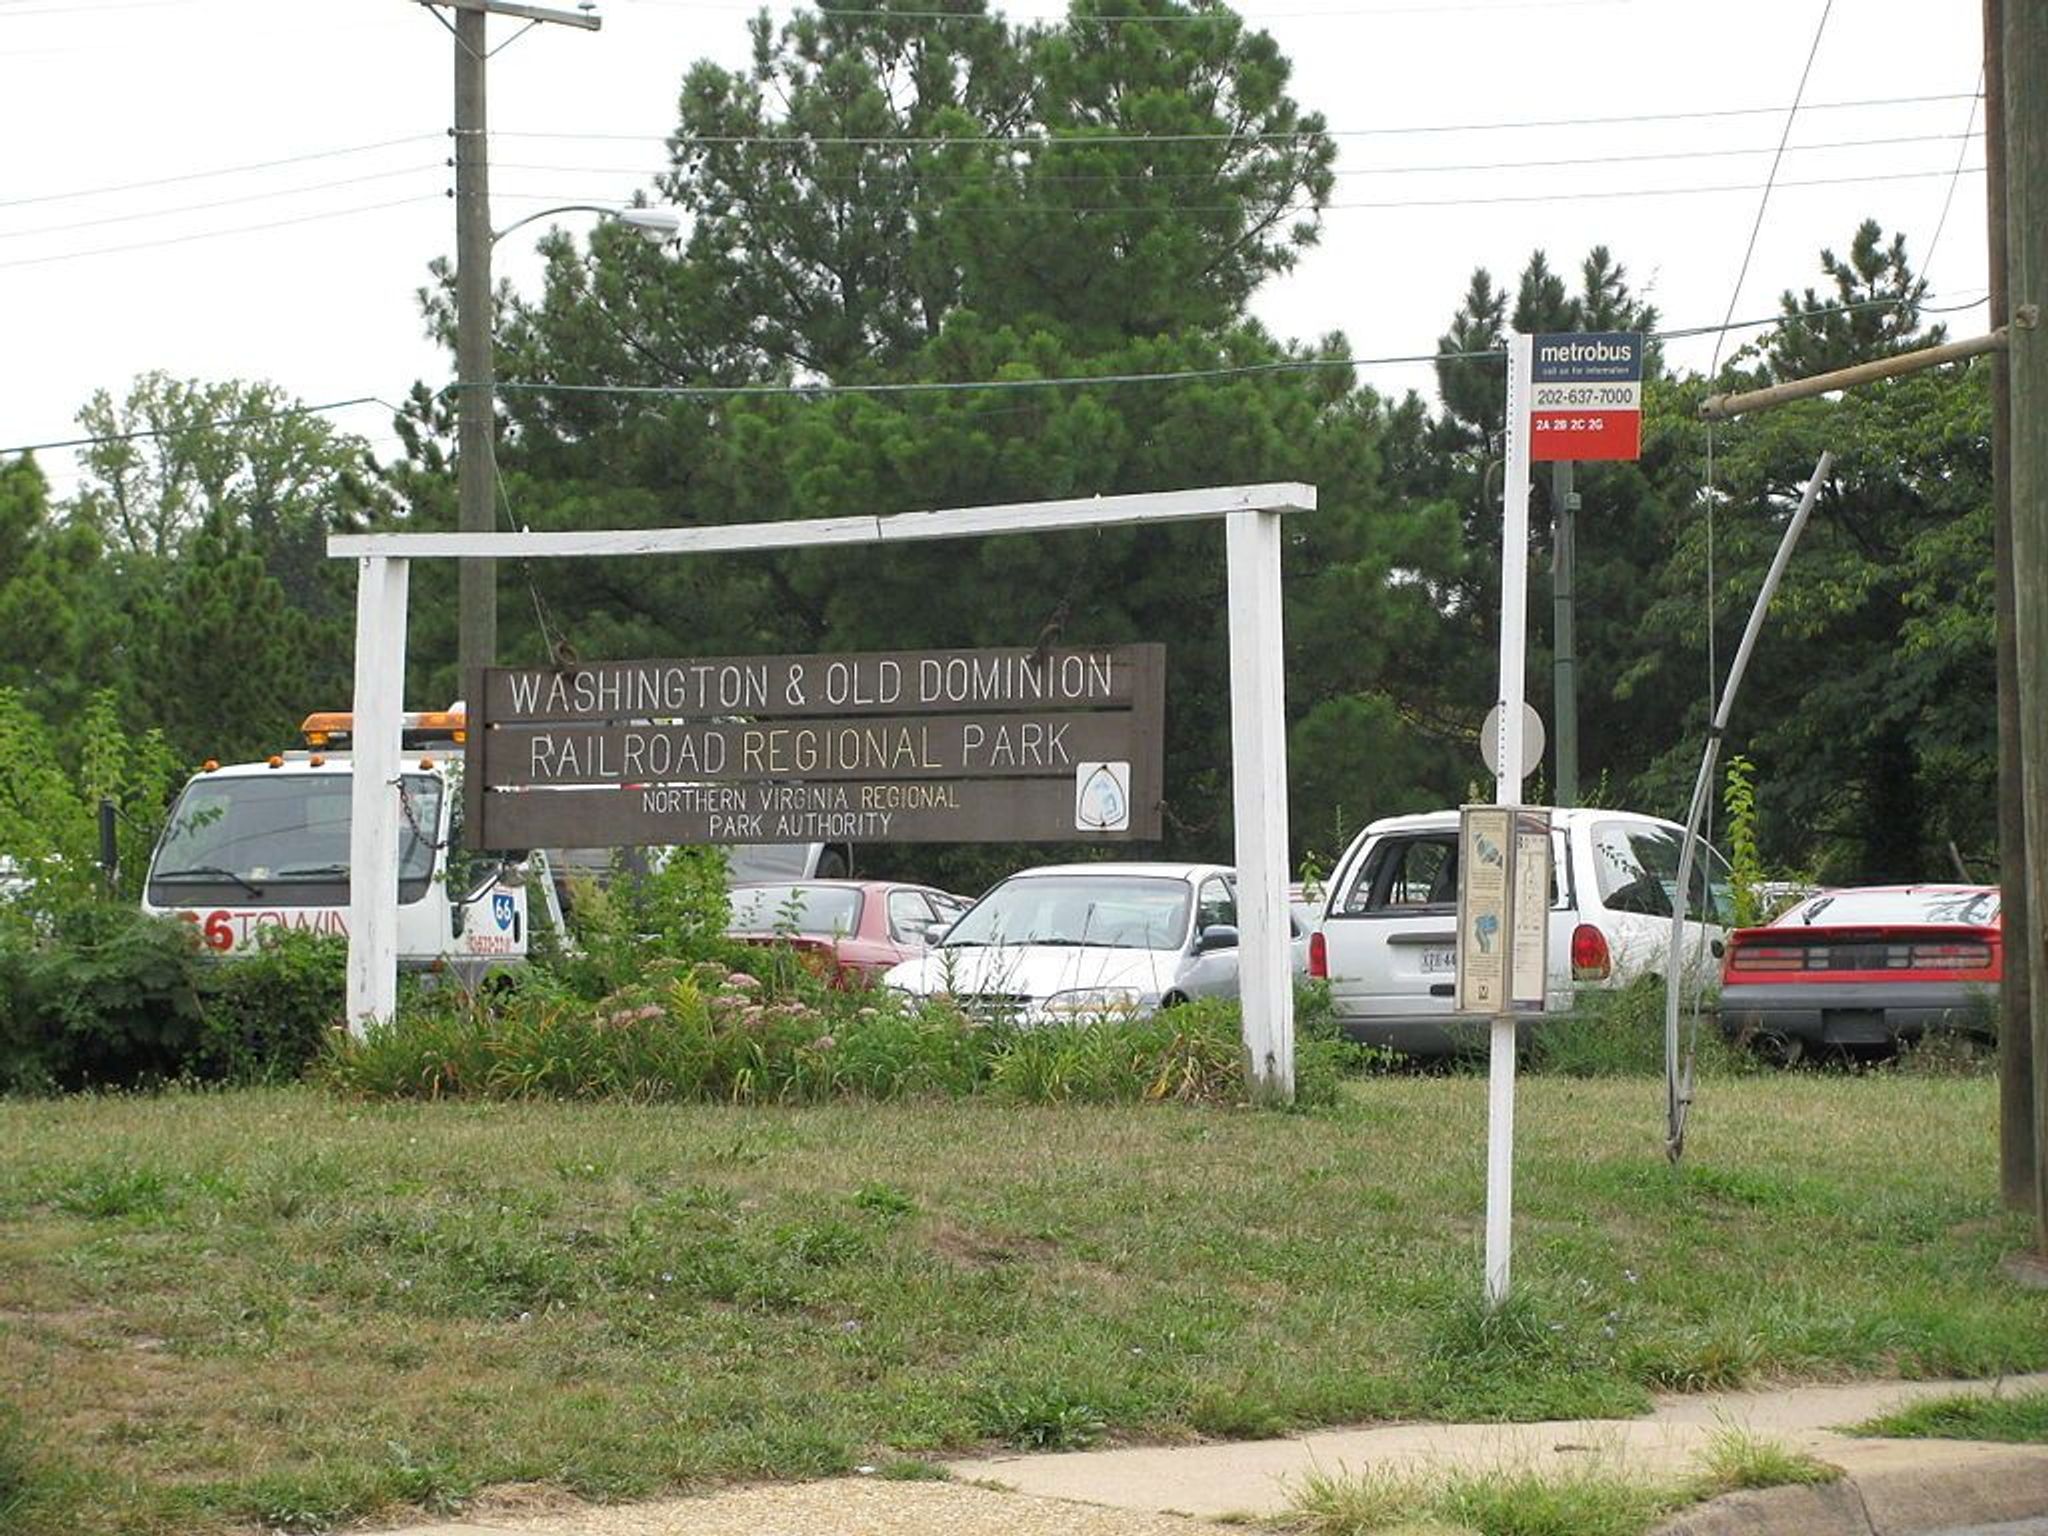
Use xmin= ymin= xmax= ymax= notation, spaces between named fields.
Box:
xmin=1529 ymin=331 xmax=1644 ymax=462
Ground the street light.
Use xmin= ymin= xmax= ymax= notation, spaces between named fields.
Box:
xmin=490 ymin=203 xmax=681 ymax=249
xmin=455 ymin=202 xmax=681 ymax=706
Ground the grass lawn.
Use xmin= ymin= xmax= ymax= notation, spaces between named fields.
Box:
xmin=1 ymin=1075 xmax=2040 ymax=1534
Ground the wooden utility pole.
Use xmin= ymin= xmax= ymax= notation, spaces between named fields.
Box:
xmin=1986 ymin=0 xmax=2036 ymax=1218
xmin=420 ymin=0 xmax=600 ymax=696
xmin=2002 ymin=0 xmax=2048 ymax=1252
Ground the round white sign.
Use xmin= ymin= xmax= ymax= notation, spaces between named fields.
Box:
xmin=1479 ymin=703 xmax=1546 ymax=782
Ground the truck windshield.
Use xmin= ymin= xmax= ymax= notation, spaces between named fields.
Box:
xmin=150 ymin=773 xmax=441 ymax=902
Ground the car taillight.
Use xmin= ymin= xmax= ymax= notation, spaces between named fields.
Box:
xmin=1570 ymin=923 xmax=1610 ymax=981
xmin=1728 ymin=943 xmax=1807 ymax=972
xmin=1908 ymin=941 xmax=1993 ymax=969
xmin=1308 ymin=930 xmax=1327 ymax=980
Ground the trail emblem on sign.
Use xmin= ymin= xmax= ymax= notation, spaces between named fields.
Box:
xmin=1074 ymin=761 xmax=1131 ymax=832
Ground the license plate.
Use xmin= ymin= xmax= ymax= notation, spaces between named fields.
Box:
xmin=1420 ymin=947 xmax=1457 ymax=974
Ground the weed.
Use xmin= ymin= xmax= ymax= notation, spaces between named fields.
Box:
xmin=1689 ymin=1426 xmax=1840 ymax=1494
xmin=853 ymin=1183 xmax=916 ymax=1218
xmin=874 ymin=1458 xmax=952 ymax=1481
xmin=53 ymin=1164 xmax=174 ymax=1219
xmin=1857 ymin=1387 xmax=2048 ymax=1442
xmin=1531 ymin=976 xmax=1746 ymax=1080
xmin=1438 ymin=1467 xmax=1676 ymax=1536
xmin=1890 ymin=1018 xmax=1998 ymax=1078
xmin=972 ymin=1384 xmax=1109 ymax=1449
xmin=1285 ymin=1464 xmax=1677 ymax=1536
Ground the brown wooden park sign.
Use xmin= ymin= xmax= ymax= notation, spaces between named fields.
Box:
xmin=468 ymin=644 xmax=1165 ymax=848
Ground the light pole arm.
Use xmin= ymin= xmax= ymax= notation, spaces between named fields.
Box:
xmin=491 ymin=205 xmax=680 ymax=248
xmin=491 ymin=205 xmax=619 ymax=247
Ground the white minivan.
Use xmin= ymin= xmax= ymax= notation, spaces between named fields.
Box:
xmin=1308 ymin=808 xmax=1732 ymax=1055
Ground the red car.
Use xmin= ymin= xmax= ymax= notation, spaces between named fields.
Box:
xmin=725 ymin=880 xmax=971 ymax=985
xmin=1718 ymin=884 xmax=2002 ymax=1063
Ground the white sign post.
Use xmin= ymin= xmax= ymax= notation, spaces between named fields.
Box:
xmin=329 ymin=483 xmax=1315 ymax=1102
xmin=1481 ymin=332 xmax=1538 ymax=1307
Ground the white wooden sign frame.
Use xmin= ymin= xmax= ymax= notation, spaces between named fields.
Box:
xmin=327 ymin=481 xmax=1316 ymax=1102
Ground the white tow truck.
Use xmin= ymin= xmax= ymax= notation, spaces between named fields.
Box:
xmin=141 ymin=709 xmax=545 ymax=983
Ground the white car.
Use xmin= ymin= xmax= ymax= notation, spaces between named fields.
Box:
xmin=1308 ymin=808 xmax=1732 ymax=1055
xmin=884 ymin=862 xmax=1280 ymax=1024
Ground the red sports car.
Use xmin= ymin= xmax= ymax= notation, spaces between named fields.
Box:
xmin=1718 ymin=884 xmax=2001 ymax=1063
xmin=725 ymin=879 xmax=971 ymax=984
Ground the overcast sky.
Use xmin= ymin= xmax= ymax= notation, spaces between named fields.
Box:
xmin=1 ymin=0 xmax=1987 ymax=500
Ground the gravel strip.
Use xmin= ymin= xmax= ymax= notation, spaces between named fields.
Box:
xmin=381 ymin=1477 xmax=1249 ymax=1536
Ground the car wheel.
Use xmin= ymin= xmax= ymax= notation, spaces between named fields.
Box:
xmin=1160 ymin=991 xmax=1189 ymax=1010
xmin=1750 ymin=1029 xmax=1805 ymax=1069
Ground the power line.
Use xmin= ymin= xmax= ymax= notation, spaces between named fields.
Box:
xmin=1920 ymin=68 xmax=1985 ymax=285
xmin=490 ymin=130 xmax=1982 ymax=186
xmin=1 ymin=293 xmax=1989 ymax=462
xmin=1708 ymin=0 xmax=1833 ymax=380
xmin=0 ymin=195 xmax=442 ymax=270
xmin=494 ymin=92 xmax=1980 ymax=148
xmin=0 ymin=165 xmax=441 ymax=242
xmin=0 ymin=134 xmax=442 ymax=211
xmin=492 ymin=163 xmax=1983 ymax=218
xmin=0 ymin=396 xmax=400 ymax=460
xmin=1699 ymin=0 xmax=1833 ymax=794
xmin=479 ymin=292 xmax=1991 ymax=404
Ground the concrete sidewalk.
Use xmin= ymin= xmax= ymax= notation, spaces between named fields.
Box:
xmin=379 ymin=1373 xmax=2048 ymax=1536
xmin=952 ymin=1373 xmax=2048 ymax=1523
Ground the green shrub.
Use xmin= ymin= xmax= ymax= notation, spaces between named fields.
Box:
xmin=0 ymin=902 xmax=204 ymax=1091
xmin=195 ymin=930 xmax=346 ymax=1082
xmin=325 ymin=974 xmax=1352 ymax=1110
xmin=547 ymin=848 xmax=732 ymax=998
xmin=326 ymin=961 xmax=985 ymax=1104
xmin=0 ymin=903 xmax=346 ymax=1093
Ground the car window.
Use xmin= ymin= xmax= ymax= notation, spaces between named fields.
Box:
xmin=1196 ymin=876 xmax=1237 ymax=934
xmin=887 ymin=889 xmax=937 ymax=944
xmin=1589 ymin=822 xmax=1732 ymax=924
xmin=943 ymin=874 xmax=1191 ymax=950
xmin=727 ymin=884 xmax=861 ymax=936
xmin=1338 ymin=835 xmax=1456 ymax=916
xmin=1776 ymin=887 xmax=2001 ymax=928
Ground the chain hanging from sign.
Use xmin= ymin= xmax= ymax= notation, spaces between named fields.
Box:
xmin=467 ymin=645 xmax=1166 ymax=849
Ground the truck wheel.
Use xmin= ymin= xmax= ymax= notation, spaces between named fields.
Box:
xmin=815 ymin=847 xmax=850 ymax=879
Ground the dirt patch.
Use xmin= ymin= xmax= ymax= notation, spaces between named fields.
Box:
xmin=926 ymin=1222 xmax=1058 ymax=1271
xmin=463 ymin=1481 xmax=587 ymax=1522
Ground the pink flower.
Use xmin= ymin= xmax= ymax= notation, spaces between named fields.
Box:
xmin=725 ymin=971 xmax=762 ymax=991
xmin=602 ymin=1003 xmax=663 ymax=1028
xmin=811 ymin=1035 xmax=837 ymax=1051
